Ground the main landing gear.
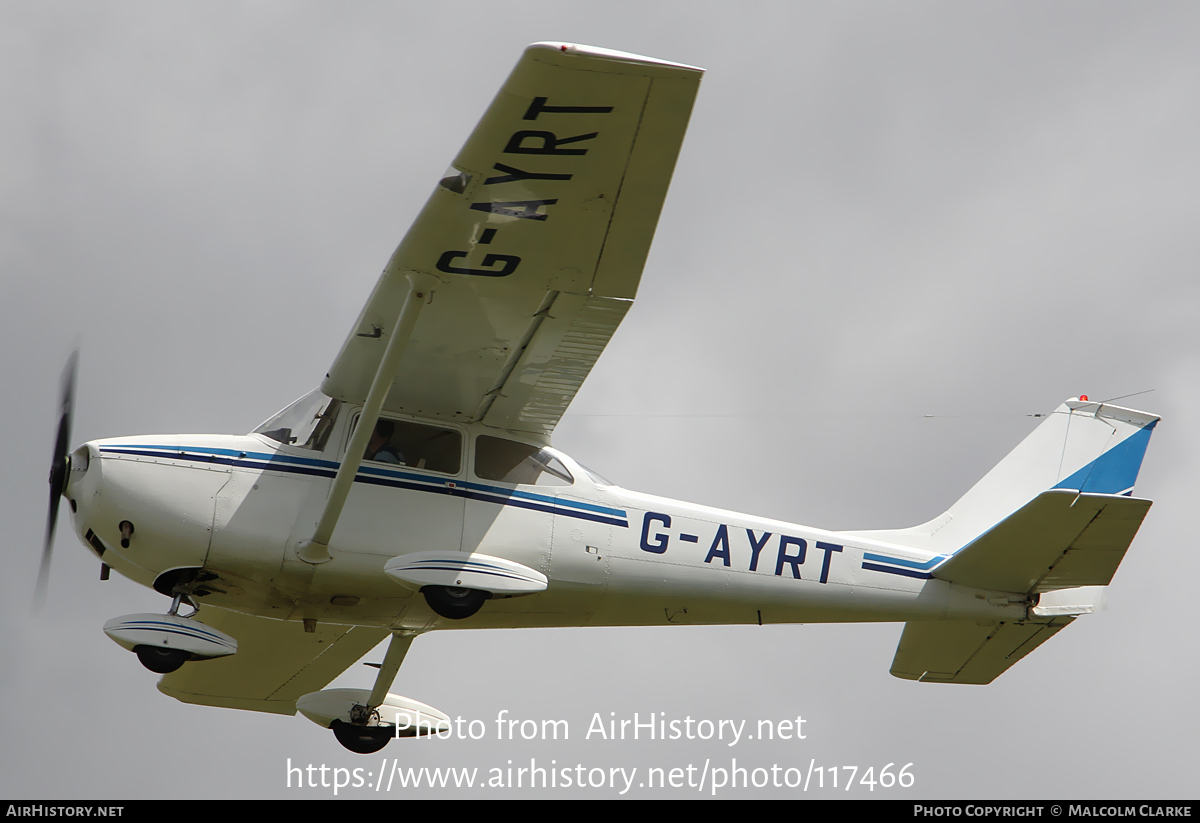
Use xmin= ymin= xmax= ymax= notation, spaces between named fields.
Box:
xmin=135 ymin=645 xmax=190 ymax=674
xmin=296 ymin=631 xmax=451 ymax=754
xmin=382 ymin=551 xmax=548 ymax=620
xmin=331 ymin=705 xmax=395 ymax=755
xmin=422 ymin=585 xmax=488 ymax=620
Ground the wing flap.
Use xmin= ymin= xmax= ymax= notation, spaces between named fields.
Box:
xmin=481 ymin=292 xmax=631 ymax=430
xmin=157 ymin=607 xmax=388 ymax=715
xmin=890 ymin=617 xmax=1075 ymax=685
xmin=932 ymin=490 xmax=1152 ymax=594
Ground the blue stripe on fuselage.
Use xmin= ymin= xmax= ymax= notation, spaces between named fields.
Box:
xmin=99 ymin=444 xmax=629 ymax=527
xmin=862 ymin=551 xmax=946 ymax=571
xmin=861 ymin=562 xmax=934 ymax=580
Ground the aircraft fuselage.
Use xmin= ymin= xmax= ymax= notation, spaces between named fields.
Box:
xmin=66 ymin=411 xmax=1029 ymax=634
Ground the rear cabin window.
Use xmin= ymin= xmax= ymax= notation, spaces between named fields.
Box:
xmin=355 ymin=415 xmax=462 ymax=475
xmin=474 ymin=436 xmax=573 ymax=486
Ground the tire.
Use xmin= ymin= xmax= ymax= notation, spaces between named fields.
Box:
xmin=423 ymin=586 xmax=487 ymax=619
xmin=134 ymin=645 xmax=189 ymax=674
xmin=331 ymin=719 xmax=392 ymax=754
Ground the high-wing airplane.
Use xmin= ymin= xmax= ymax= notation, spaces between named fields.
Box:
xmin=41 ymin=43 xmax=1159 ymax=755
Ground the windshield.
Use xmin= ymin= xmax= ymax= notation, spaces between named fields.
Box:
xmin=580 ymin=464 xmax=616 ymax=487
xmin=254 ymin=390 xmax=342 ymax=451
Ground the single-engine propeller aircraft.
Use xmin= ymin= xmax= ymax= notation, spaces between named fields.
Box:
xmin=41 ymin=43 xmax=1159 ymax=755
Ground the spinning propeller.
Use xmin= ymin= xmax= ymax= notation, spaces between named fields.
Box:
xmin=36 ymin=350 xmax=78 ymax=612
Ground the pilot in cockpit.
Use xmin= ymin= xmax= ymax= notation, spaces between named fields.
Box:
xmin=366 ymin=419 xmax=404 ymax=464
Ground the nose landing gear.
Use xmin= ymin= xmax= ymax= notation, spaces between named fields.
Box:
xmin=104 ymin=575 xmax=238 ymax=674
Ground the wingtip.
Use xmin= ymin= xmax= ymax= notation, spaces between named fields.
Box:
xmin=526 ymin=42 xmax=704 ymax=73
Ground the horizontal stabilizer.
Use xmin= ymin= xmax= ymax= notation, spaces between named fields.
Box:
xmin=933 ymin=490 xmax=1151 ymax=594
xmin=891 ymin=617 xmax=1075 ymax=684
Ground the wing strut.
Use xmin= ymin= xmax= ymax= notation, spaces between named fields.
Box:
xmin=367 ymin=630 xmax=419 ymax=708
xmin=297 ymin=273 xmax=437 ymax=564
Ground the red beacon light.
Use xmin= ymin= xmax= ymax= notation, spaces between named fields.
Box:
xmin=1080 ymin=395 xmax=1089 ymax=401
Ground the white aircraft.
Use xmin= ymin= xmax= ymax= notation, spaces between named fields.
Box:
xmin=41 ymin=43 xmax=1159 ymax=755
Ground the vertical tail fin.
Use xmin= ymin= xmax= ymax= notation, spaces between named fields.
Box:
xmin=859 ymin=397 xmax=1159 ymax=554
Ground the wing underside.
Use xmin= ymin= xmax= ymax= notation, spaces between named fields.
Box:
xmin=158 ymin=607 xmax=387 ymax=715
xmin=322 ymin=43 xmax=703 ymax=436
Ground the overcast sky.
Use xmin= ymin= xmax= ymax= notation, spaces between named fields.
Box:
xmin=3 ymin=1 xmax=1198 ymax=799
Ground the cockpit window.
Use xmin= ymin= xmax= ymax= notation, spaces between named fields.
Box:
xmin=352 ymin=414 xmax=462 ymax=475
xmin=254 ymin=390 xmax=342 ymax=451
xmin=580 ymin=464 xmax=616 ymax=487
xmin=474 ymin=436 xmax=573 ymax=486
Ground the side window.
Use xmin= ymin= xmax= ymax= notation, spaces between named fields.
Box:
xmin=474 ymin=436 xmax=574 ymax=486
xmin=355 ymin=415 xmax=462 ymax=475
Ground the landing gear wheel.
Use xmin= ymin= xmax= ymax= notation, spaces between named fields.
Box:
xmin=331 ymin=719 xmax=393 ymax=754
xmin=422 ymin=586 xmax=487 ymax=620
xmin=134 ymin=645 xmax=189 ymax=674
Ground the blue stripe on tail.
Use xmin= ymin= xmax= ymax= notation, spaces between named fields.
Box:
xmin=1052 ymin=421 xmax=1156 ymax=495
